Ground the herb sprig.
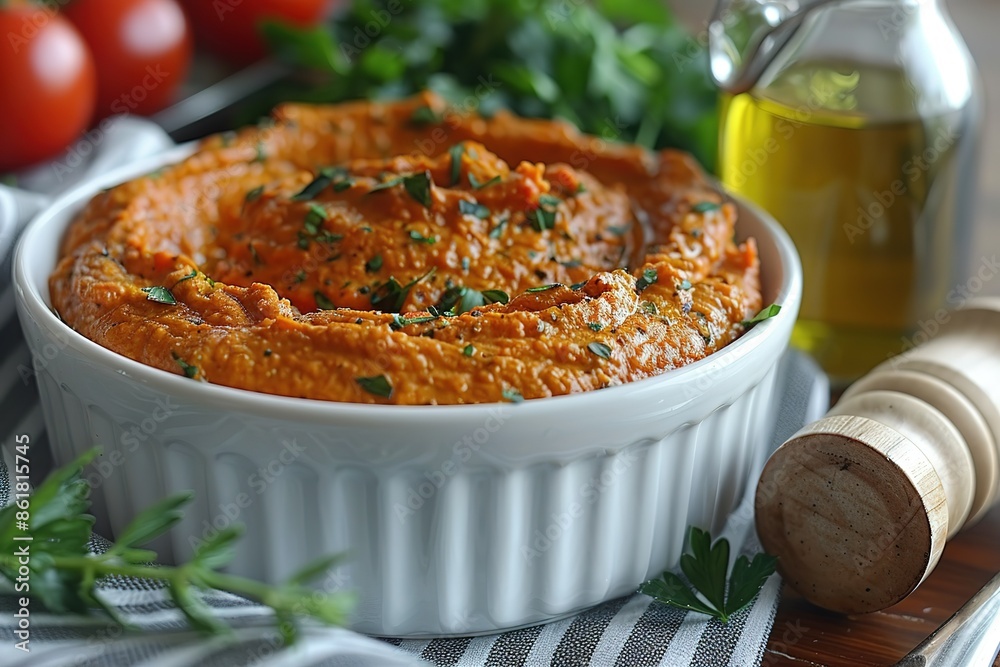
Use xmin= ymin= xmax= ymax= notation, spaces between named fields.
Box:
xmin=0 ymin=449 xmax=354 ymax=643
xmin=641 ymin=527 xmax=776 ymax=623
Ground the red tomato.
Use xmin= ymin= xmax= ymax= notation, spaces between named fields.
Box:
xmin=63 ymin=0 xmax=193 ymax=118
xmin=181 ymin=0 xmax=327 ymax=66
xmin=0 ymin=5 xmax=97 ymax=171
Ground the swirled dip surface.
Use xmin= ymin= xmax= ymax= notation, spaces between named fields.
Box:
xmin=50 ymin=93 xmax=761 ymax=404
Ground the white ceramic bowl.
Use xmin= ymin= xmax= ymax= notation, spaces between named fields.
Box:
xmin=13 ymin=146 xmax=801 ymax=637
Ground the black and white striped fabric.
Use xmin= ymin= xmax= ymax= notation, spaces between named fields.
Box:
xmin=0 ymin=121 xmax=830 ymax=667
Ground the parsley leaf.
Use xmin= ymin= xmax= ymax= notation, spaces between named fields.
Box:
xmin=436 ymin=285 xmax=509 ymax=314
xmin=370 ymin=268 xmax=436 ymax=312
xmin=527 ymin=196 xmax=560 ymax=232
xmin=641 ymin=527 xmax=777 ymax=623
xmin=691 ymin=201 xmax=721 ymax=213
xmin=459 ymin=199 xmax=490 ymax=219
xmin=469 ymin=173 xmax=501 ymax=190
xmin=587 ymin=342 xmax=612 ymax=359
xmin=742 ymin=303 xmax=782 ymax=328
xmin=409 ymin=105 xmax=441 ymax=125
xmin=356 ymin=374 xmax=393 ymax=398
xmin=502 ymin=388 xmax=523 ymax=403
xmin=366 ymin=255 xmax=383 ymax=272
xmin=448 ymin=143 xmax=464 ymax=186
xmin=171 ymin=352 xmax=198 ymax=378
xmin=408 ymin=230 xmax=437 ymax=244
xmin=403 ymin=171 xmax=433 ymax=207
xmin=526 ymin=283 xmax=559 ymax=293
xmin=636 ymin=267 xmax=658 ymax=291
xmin=314 ymin=291 xmax=336 ymax=310
xmin=141 ymin=286 xmax=176 ymax=305
xmin=463 ymin=344 xmax=475 ymax=356
xmin=588 ymin=322 xmax=603 ymax=331
xmin=292 ymin=168 xmax=339 ymax=200
xmin=245 ymin=185 xmax=264 ymax=203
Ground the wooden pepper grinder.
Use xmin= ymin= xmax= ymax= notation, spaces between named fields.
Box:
xmin=755 ymin=298 xmax=1000 ymax=613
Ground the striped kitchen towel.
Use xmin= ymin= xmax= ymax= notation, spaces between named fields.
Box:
xmin=0 ymin=118 xmax=829 ymax=667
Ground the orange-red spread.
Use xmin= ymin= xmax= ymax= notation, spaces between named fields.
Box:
xmin=50 ymin=93 xmax=761 ymax=404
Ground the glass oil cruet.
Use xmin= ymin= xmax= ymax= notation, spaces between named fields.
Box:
xmin=711 ymin=0 xmax=981 ymax=386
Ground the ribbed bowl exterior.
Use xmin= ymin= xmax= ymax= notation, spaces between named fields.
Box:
xmin=14 ymin=148 xmax=801 ymax=636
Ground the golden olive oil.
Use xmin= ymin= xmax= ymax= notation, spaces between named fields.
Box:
xmin=720 ymin=61 xmax=975 ymax=384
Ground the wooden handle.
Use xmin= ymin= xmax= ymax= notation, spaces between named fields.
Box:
xmin=755 ymin=298 xmax=1000 ymax=614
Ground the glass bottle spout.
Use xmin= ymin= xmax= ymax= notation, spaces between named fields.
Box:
xmin=709 ymin=0 xmax=842 ymax=94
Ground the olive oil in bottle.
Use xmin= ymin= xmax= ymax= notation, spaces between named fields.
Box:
xmin=720 ymin=61 xmax=977 ymax=385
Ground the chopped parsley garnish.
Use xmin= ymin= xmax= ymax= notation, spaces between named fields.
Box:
xmin=463 ymin=344 xmax=475 ymax=356
xmin=294 ymin=270 xmax=307 ymax=283
xmin=248 ymin=242 xmax=262 ymax=265
xmin=253 ymin=142 xmax=266 ymax=162
xmin=408 ymin=230 xmax=436 ymax=244
xmin=538 ymin=194 xmax=562 ymax=208
xmin=742 ymin=303 xmax=782 ymax=328
xmin=469 ymin=173 xmax=501 ymax=190
xmin=588 ymin=322 xmax=603 ymax=332
xmin=368 ymin=176 xmax=403 ymax=193
xmin=502 ymin=388 xmax=524 ymax=403
xmin=587 ymin=342 xmax=612 ymax=359
xmin=691 ymin=201 xmax=721 ymax=213
xmin=314 ymin=291 xmax=336 ymax=310
xmin=245 ymin=185 xmax=264 ymax=203
xmin=448 ymin=143 xmax=464 ymax=186
xmin=642 ymin=301 xmax=659 ymax=315
xmin=141 ymin=286 xmax=176 ymax=305
xmin=356 ymin=374 xmax=393 ymax=398
xmin=525 ymin=283 xmax=559 ymax=293
xmin=366 ymin=255 xmax=383 ymax=272
xmin=403 ymin=171 xmax=433 ymax=207
xmin=607 ymin=224 xmax=630 ymax=237
xmin=459 ymin=199 xmax=490 ymax=219
xmin=390 ymin=314 xmax=436 ymax=329
xmin=176 ymin=270 xmax=197 ymax=284
xmin=679 ymin=279 xmax=692 ymax=290
xmin=305 ymin=204 xmax=327 ymax=229
xmin=332 ymin=178 xmax=354 ymax=192
xmin=481 ymin=289 xmax=510 ymax=304
xmin=292 ymin=168 xmax=337 ymax=200
xmin=559 ymin=258 xmax=582 ymax=269
xmin=370 ymin=268 xmax=436 ymax=312
xmin=461 ymin=257 xmax=471 ymax=271
xmin=636 ymin=267 xmax=658 ymax=291
xmin=436 ymin=285 xmax=509 ymax=314
xmin=409 ymin=105 xmax=441 ymax=125
xmin=525 ymin=195 xmax=559 ymax=232
xmin=570 ymin=280 xmax=587 ymax=290
xmin=171 ymin=352 xmax=198 ymax=378
xmin=576 ymin=182 xmax=588 ymax=194
xmin=489 ymin=216 xmax=508 ymax=239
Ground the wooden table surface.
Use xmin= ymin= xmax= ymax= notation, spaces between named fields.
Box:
xmin=764 ymin=504 xmax=1000 ymax=666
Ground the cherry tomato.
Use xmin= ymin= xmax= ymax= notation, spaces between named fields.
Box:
xmin=181 ymin=0 xmax=327 ymax=66
xmin=0 ymin=5 xmax=97 ymax=171
xmin=63 ymin=0 xmax=193 ymax=118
